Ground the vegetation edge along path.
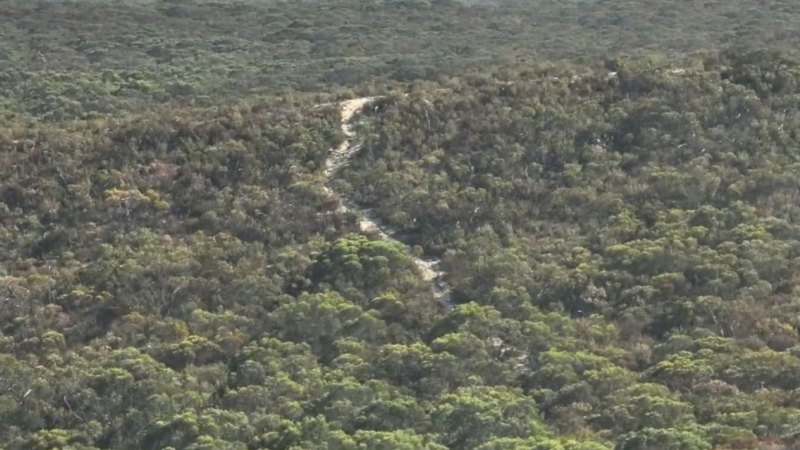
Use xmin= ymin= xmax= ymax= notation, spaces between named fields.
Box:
xmin=322 ymin=97 xmax=454 ymax=309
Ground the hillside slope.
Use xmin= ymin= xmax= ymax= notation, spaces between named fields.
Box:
xmin=3 ymin=1 xmax=800 ymax=449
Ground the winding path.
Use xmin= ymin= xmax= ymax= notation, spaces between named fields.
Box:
xmin=316 ymin=69 xmax=694 ymax=310
xmin=322 ymin=97 xmax=453 ymax=309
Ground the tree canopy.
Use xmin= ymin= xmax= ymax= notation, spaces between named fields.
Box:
xmin=4 ymin=0 xmax=800 ymax=449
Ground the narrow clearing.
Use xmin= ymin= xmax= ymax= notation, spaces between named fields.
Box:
xmin=323 ymin=98 xmax=453 ymax=309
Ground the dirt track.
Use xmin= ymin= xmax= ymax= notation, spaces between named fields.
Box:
xmin=323 ymin=98 xmax=453 ymax=308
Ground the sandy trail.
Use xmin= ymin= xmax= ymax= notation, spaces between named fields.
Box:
xmin=317 ymin=68 xmax=693 ymax=309
xmin=323 ymin=97 xmax=453 ymax=309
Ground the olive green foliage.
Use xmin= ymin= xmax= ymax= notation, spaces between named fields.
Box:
xmin=340 ymin=50 xmax=800 ymax=449
xmin=4 ymin=0 xmax=800 ymax=449
xmin=3 ymin=0 xmax=800 ymax=119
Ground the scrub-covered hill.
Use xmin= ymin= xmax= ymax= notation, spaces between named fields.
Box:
xmin=3 ymin=0 xmax=800 ymax=449
xmin=3 ymin=0 xmax=800 ymax=118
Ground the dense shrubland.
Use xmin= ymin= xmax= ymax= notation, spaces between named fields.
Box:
xmin=339 ymin=50 xmax=800 ymax=448
xmin=4 ymin=0 xmax=800 ymax=449
xmin=3 ymin=0 xmax=800 ymax=119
